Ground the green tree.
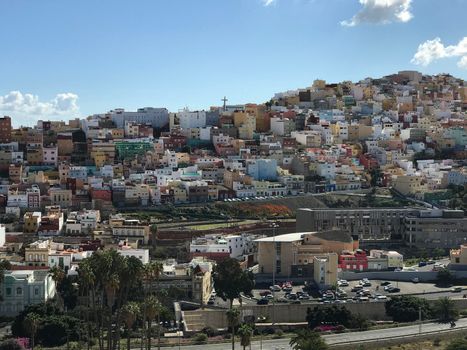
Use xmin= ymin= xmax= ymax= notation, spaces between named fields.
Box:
xmin=213 ymin=258 xmax=254 ymax=308
xmin=446 ymin=338 xmax=467 ymax=350
xmin=434 ymin=297 xmax=459 ymax=323
xmin=24 ymin=313 xmax=41 ymax=350
xmin=143 ymin=295 xmax=162 ymax=350
xmin=0 ymin=340 xmax=24 ymax=350
xmin=289 ymin=329 xmax=328 ymax=350
xmin=78 ymin=249 xmax=144 ymax=350
xmin=0 ymin=259 xmax=11 ymax=287
xmin=121 ymin=302 xmax=140 ymax=350
xmin=385 ymin=296 xmax=432 ymax=322
xmin=237 ymin=324 xmax=253 ymax=350
xmin=437 ymin=268 xmax=454 ymax=286
xmin=226 ymin=308 xmax=240 ymax=350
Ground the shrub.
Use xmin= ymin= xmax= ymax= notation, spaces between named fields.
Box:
xmin=0 ymin=340 xmax=25 ymax=350
xmin=192 ymin=333 xmax=208 ymax=344
xmin=385 ymin=296 xmax=432 ymax=322
xmin=201 ymin=326 xmax=217 ymax=337
xmin=433 ymin=338 xmax=441 ymax=347
xmin=273 ymin=329 xmax=284 ymax=339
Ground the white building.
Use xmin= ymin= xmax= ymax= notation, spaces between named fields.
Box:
xmin=118 ymin=248 xmax=150 ymax=264
xmin=0 ymin=270 xmax=56 ymax=316
xmin=178 ymin=110 xmax=207 ymax=129
xmin=42 ymin=146 xmax=58 ymax=166
xmin=101 ymin=107 xmax=169 ymax=129
xmin=0 ymin=224 xmax=5 ymax=247
xmin=270 ymin=117 xmax=295 ymax=136
xmin=190 ymin=234 xmax=247 ymax=259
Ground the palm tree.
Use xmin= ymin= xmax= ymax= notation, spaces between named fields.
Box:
xmin=122 ymin=302 xmax=140 ymax=350
xmin=226 ymin=308 xmax=240 ymax=350
xmin=143 ymin=295 xmax=162 ymax=350
xmin=24 ymin=313 xmax=41 ymax=350
xmin=49 ymin=266 xmax=66 ymax=309
xmin=237 ymin=324 xmax=253 ymax=350
xmin=289 ymin=329 xmax=328 ymax=350
xmin=0 ymin=260 xmax=11 ymax=301
xmin=435 ymin=297 xmax=459 ymax=323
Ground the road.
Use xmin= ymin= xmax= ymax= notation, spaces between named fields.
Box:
xmin=160 ymin=318 xmax=467 ymax=350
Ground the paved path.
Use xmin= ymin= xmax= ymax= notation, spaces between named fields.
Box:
xmin=160 ymin=318 xmax=467 ymax=349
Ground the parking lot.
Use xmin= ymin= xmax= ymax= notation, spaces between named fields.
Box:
xmin=241 ymin=278 xmax=467 ymax=307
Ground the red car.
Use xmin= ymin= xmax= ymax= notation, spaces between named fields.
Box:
xmin=259 ymin=290 xmax=272 ymax=297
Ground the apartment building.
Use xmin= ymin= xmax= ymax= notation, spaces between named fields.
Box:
xmin=404 ymin=209 xmax=467 ymax=249
xmin=297 ymin=208 xmax=418 ymax=240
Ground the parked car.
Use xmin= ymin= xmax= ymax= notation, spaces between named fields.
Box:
xmin=387 ymin=287 xmax=400 ymax=293
xmin=351 ymin=286 xmax=363 ymax=292
xmin=380 ymin=281 xmax=391 ymax=286
xmin=259 ymin=290 xmax=271 ymax=297
xmin=412 ymin=277 xmax=419 ymax=283
xmin=418 ymin=261 xmax=427 ymax=267
xmin=338 ymin=280 xmax=349 ymax=287
xmin=376 ymin=295 xmax=388 ymax=301
xmin=269 ymin=285 xmax=281 ymax=292
xmin=257 ymin=298 xmax=269 ymax=305
xmin=451 ymin=287 xmax=462 ymax=293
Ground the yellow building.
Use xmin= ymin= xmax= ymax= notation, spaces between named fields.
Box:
xmin=49 ymin=188 xmax=73 ymax=207
xmin=313 ymin=253 xmax=338 ymax=287
xmin=110 ymin=218 xmax=151 ymax=244
xmin=238 ymin=115 xmax=256 ymax=140
xmin=450 ymin=245 xmax=467 ymax=266
xmin=393 ymin=175 xmax=425 ymax=197
xmin=245 ymin=104 xmax=269 ymax=132
xmin=23 ymin=212 xmax=42 ymax=233
xmin=25 ymin=240 xmax=50 ymax=267
xmin=233 ymin=111 xmax=248 ymax=128
xmin=255 ymin=230 xmax=354 ymax=278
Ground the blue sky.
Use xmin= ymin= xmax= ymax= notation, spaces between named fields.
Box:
xmin=0 ymin=0 xmax=466 ymax=125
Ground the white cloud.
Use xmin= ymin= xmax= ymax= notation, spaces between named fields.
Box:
xmin=411 ymin=37 xmax=467 ymax=69
xmin=458 ymin=56 xmax=467 ymax=69
xmin=0 ymin=91 xmax=80 ymax=126
xmin=262 ymin=0 xmax=276 ymax=6
xmin=341 ymin=0 xmax=413 ymax=26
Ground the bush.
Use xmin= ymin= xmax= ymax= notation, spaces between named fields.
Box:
xmin=192 ymin=333 xmax=208 ymax=344
xmin=385 ymin=296 xmax=432 ymax=322
xmin=273 ymin=329 xmax=284 ymax=339
xmin=446 ymin=338 xmax=467 ymax=350
xmin=201 ymin=326 xmax=217 ymax=337
xmin=0 ymin=340 xmax=24 ymax=350
xmin=262 ymin=327 xmax=276 ymax=335
xmin=433 ymin=338 xmax=441 ymax=347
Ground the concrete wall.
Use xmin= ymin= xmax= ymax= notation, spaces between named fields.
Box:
xmin=183 ymin=299 xmax=467 ymax=332
xmin=339 ymin=270 xmax=467 ymax=282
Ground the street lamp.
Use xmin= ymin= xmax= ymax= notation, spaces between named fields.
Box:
xmin=271 ymin=222 xmax=279 ymax=325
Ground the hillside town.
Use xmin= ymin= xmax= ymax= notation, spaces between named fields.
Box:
xmin=0 ymin=70 xmax=466 ymax=349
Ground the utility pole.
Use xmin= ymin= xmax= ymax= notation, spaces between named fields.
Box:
xmin=271 ymin=222 xmax=279 ymax=325
xmin=419 ymin=306 xmax=422 ymax=350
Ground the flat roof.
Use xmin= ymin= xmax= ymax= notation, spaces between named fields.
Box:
xmin=255 ymin=232 xmax=309 ymax=243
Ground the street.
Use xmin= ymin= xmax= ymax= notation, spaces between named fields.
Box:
xmin=160 ymin=318 xmax=467 ymax=350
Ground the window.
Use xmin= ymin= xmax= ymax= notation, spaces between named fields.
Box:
xmin=16 ymin=287 xmax=22 ymax=295
xmin=6 ymin=288 xmax=11 ymax=296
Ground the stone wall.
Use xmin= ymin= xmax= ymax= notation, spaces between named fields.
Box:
xmin=183 ymin=299 xmax=467 ymax=332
